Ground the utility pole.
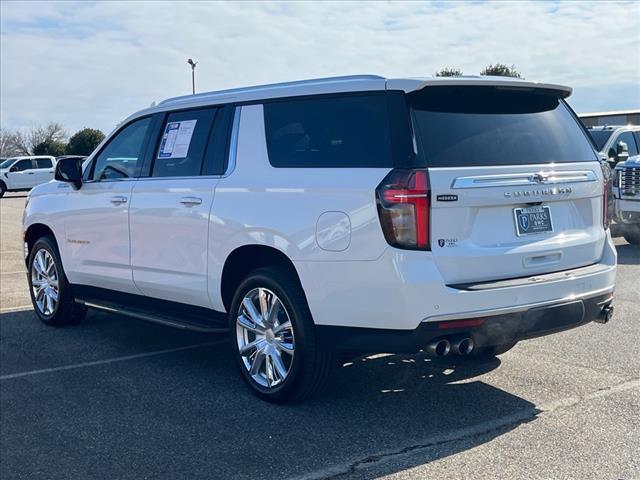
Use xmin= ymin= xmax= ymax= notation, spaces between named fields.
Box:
xmin=187 ymin=58 xmax=198 ymax=94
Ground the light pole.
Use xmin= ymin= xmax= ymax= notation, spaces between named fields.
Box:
xmin=187 ymin=58 xmax=198 ymax=94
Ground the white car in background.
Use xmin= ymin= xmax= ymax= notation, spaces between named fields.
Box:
xmin=0 ymin=156 xmax=57 ymax=197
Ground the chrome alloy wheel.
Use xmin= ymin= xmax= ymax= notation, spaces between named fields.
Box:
xmin=31 ymin=249 xmax=59 ymax=316
xmin=236 ymin=287 xmax=295 ymax=388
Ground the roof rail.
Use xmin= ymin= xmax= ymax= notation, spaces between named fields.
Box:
xmin=158 ymin=74 xmax=385 ymax=106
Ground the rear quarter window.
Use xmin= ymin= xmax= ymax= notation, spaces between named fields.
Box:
xmin=410 ymin=86 xmax=599 ymax=167
xmin=263 ymin=93 xmax=409 ymax=168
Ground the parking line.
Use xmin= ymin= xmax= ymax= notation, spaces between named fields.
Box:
xmin=0 ymin=340 xmax=226 ymax=381
xmin=0 ymin=305 xmax=33 ymax=314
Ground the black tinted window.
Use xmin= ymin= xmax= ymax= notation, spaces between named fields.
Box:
xmin=264 ymin=94 xmax=394 ymax=167
xmin=93 ymin=117 xmax=151 ymax=180
xmin=152 ymin=108 xmax=217 ymax=177
xmin=615 ymin=131 xmax=639 ymax=156
xmin=35 ymin=158 xmax=53 ymax=168
xmin=12 ymin=159 xmax=32 ymax=171
xmin=410 ymin=87 xmax=598 ymax=167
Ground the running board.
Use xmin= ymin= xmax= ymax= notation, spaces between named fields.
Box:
xmin=73 ymin=289 xmax=228 ymax=334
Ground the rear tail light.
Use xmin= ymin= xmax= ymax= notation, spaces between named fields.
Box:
xmin=601 ymin=163 xmax=612 ymax=230
xmin=376 ymin=169 xmax=430 ymax=250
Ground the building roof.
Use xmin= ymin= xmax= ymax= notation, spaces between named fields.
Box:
xmin=578 ymin=109 xmax=640 ymax=118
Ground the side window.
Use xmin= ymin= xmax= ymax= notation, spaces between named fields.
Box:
xmin=202 ymin=105 xmax=234 ymax=176
xmin=263 ymin=94 xmax=393 ymax=168
xmin=35 ymin=158 xmax=53 ymax=168
xmin=11 ymin=159 xmax=32 ymax=171
xmin=151 ymin=108 xmax=217 ymax=178
xmin=92 ymin=117 xmax=152 ymax=181
xmin=615 ymin=131 xmax=639 ymax=156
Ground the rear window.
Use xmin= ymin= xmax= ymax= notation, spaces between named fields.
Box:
xmin=410 ymin=87 xmax=598 ymax=167
xmin=35 ymin=158 xmax=53 ymax=168
xmin=264 ymin=93 xmax=408 ymax=168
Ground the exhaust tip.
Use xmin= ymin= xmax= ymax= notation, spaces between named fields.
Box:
xmin=453 ymin=337 xmax=475 ymax=355
xmin=426 ymin=339 xmax=451 ymax=357
xmin=595 ymin=305 xmax=614 ymax=324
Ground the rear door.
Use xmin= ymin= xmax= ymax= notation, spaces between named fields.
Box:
xmin=129 ymin=105 xmax=233 ymax=307
xmin=31 ymin=157 xmax=56 ymax=187
xmin=409 ymin=86 xmax=605 ymax=285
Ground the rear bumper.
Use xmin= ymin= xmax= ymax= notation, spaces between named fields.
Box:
xmin=317 ymin=290 xmax=614 ymax=354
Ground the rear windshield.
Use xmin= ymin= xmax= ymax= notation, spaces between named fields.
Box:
xmin=409 ymin=87 xmax=598 ymax=167
xmin=588 ymin=130 xmax=613 ymax=151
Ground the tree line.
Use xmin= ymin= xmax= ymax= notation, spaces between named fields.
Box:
xmin=435 ymin=63 xmax=523 ymax=78
xmin=0 ymin=123 xmax=105 ymax=158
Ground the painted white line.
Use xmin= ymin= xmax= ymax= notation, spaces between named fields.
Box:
xmin=0 ymin=305 xmax=33 ymax=314
xmin=0 ymin=340 xmax=226 ymax=380
xmin=1 ymin=270 xmax=27 ymax=275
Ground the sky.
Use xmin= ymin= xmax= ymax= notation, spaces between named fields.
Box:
xmin=1 ymin=0 xmax=639 ymax=135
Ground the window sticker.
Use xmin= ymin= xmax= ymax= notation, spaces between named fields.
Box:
xmin=157 ymin=119 xmax=197 ymax=159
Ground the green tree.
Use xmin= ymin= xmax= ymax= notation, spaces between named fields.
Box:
xmin=33 ymin=139 xmax=66 ymax=156
xmin=435 ymin=67 xmax=463 ymax=77
xmin=66 ymin=128 xmax=105 ymax=155
xmin=480 ymin=63 xmax=523 ymax=78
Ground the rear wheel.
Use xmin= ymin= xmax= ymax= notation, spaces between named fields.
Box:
xmin=27 ymin=236 xmax=86 ymax=326
xmin=229 ymin=267 xmax=334 ymax=403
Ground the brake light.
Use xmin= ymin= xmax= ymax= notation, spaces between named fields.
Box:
xmin=601 ymin=163 xmax=611 ymax=230
xmin=376 ymin=169 xmax=430 ymax=250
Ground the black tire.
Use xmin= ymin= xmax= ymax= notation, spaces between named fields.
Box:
xmin=467 ymin=341 xmax=517 ymax=360
xmin=0 ymin=181 xmax=6 ymax=198
xmin=27 ymin=235 xmax=86 ymax=326
xmin=228 ymin=266 xmax=334 ymax=403
xmin=623 ymin=226 xmax=640 ymax=245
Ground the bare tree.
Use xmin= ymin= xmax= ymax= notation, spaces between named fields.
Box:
xmin=3 ymin=123 xmax=68 ymax=156
xmin=0 ymin=128 xmax=22 ymax=158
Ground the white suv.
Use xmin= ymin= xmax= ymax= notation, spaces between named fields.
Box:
xmin=0 ymin=156 xmax=57 ymax=197
xmin=22 ymin=75 xmax=616 ymax=402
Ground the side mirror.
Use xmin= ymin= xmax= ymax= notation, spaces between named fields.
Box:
xmin=54 ymin=157 xmax=83 ymax=190
xmin=616 ymin=141 xmax=629 ymax=164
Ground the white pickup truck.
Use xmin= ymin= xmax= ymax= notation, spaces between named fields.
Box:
xmin=614 ymin=155 xmax=640 ymax=244
xmin=0 ymin=156 xmax=57 ymax=197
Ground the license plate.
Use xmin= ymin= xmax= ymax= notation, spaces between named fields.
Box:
xmin=513 ymin=205 xmax=553 ymax=236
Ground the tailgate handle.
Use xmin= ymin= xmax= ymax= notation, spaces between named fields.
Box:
xmin=523 ymin=252 xmax=562 ymax=268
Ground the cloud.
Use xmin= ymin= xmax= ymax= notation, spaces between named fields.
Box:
xmin=1 ymin=0 xmax=639 ymax=134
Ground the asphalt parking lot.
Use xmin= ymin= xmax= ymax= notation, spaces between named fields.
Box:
xmin=1 ymin=192 xmax=639 ymax=480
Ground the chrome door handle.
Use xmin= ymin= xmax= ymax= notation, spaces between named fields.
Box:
xmin=27 ymin=172 xmax=35 ymax=175
xmin=110 ymin=196 xmax=128 ymax=205
xmin=180 ymin=196 xmax=202 ymax=206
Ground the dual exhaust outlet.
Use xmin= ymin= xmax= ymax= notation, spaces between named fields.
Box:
xmin=426 ymin=337 xmax=475 ymax=357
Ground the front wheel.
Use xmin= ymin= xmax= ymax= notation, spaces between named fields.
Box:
xmin=27 ymin=236 xmax=86 ymax=326
xmin=229 ymin=267 xmax=334 ymax=403
xmin=0 ymin=181 xmax=6 ymax=198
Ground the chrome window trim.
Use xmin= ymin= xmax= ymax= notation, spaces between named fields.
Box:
xmin=451 ymin=170 xmax=598 ymax=189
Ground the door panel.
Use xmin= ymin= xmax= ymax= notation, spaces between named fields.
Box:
xmin=129 ymin=178 xmax=217 ymax=307
xmin=63 ymin=180 xmax=139 ymax=293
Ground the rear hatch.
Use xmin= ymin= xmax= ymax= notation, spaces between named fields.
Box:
xmin=409 ymin=85 xmax=605 ymax=285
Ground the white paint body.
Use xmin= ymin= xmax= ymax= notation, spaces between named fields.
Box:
xmin=23 ymin=75 xmax=616 ymax=331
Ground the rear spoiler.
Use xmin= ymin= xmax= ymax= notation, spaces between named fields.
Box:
xmin=386 ymin=77 xmax=572 ymax=99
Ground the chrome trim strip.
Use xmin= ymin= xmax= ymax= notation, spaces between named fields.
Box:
xmin=421 ymin=286 xmax=614 ymax=323
xmin=451 ymin=170 xmax=598 ymax=189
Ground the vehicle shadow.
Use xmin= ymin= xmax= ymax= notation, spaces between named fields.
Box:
xmin=1 ymin=310 xmax=540 ymax=480
xmin=616 ymin=242 xmax=640 ymax=265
